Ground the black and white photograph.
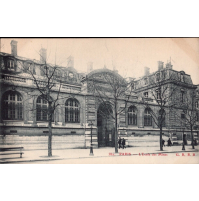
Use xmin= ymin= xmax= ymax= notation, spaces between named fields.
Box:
xmin=0 ymin=38 xmax=198 ymax=164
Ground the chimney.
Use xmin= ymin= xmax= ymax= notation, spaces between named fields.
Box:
xmin=67 ymin=56 xmax=74 ymax=68
xmin=144 ymin=67 xmax=150 ymax=76
xmin=10 ymin=40 xmax=18 ymax=56
xmin=40 ymin=48 xmax=47 ymax=63
xmin=158 ymin=61 xmax=164 ymax=70
xmin=87 ymin=62 xmax=93 ymax=73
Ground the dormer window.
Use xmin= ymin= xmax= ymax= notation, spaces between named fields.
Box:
xmin=178 ymin=71 xmax=185 ymax=82
xmin=7 ymin=59 xmax=15 ymax=70
xmin=156 ymin=72 xmax=160 ymax=82
xmin=144 ymin=78 xmax=148 ymax=85
xmin=131 ymin=82 xmax=135 ymax=90
xmin=10 ymin=60 xmax=15 ymax=69
xmin=161 ymin=70 xmax=166 ymax=80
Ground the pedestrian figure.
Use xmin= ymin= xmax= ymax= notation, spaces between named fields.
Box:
xmin=162 ymin=139 xmax=165 ymax=147
xmin=122 ymin=138 xmax=126 ymax=149
xmin=167 ymin=138 xmax=172 ymax=146
xmin=118 ymin=137 xmax=122 ymax=149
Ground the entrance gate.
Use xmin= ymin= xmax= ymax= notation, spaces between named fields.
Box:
xmin=97 ymin=103 xmax=115 ymax=147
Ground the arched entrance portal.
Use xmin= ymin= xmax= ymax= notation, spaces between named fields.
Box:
xmin=97 ymin=102 xmax=115 ymax=147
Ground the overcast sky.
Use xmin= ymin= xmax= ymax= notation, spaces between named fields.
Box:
xmin=1 ymin=38 xmax=199 ymax=84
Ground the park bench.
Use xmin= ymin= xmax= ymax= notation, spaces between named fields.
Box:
xmin=0 ymin=147 xmax=24 ymax=159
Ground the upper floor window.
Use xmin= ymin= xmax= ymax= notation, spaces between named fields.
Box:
xmin=156 ymin=88 xmax=161 ymax=100
xmin=181 ymin=89 xmax=185 ymax=103
xmin=55 ymin=70 xmax=62 ymax=78
xmin=144 ymin=92 xmax=148 ymax=98
xmin=144 ymin=108 xmax=152 ymax=126
xmin=196 ymin=101 xmax=198 ymax=109
xmin=23 ymin=62 xmax=31 ymax=73
xmin=181 ymin=113 xmax=185 ymax=119
xmin=36 ymin=95 xmax=53 ymax=121
xmin=128 ymin=106 xmax=137 ymax=125
xmin=68 ymin=72 xmax=75 ymax=81
xmin=2 ymin=91 xmax=23 ymax=120
xmin=65 ymin=98 xmax=80 ymax=123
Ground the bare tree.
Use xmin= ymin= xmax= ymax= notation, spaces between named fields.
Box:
xmin=12 ymin=50 xmax=80 ymax=157
xmin=87 ymin=70 xmax=133 ymax=153
xmin=140 ymin=69 xmax=179 ymax=151
xmin=21 ymin=59 xmax=63 ymax=156
xmin=170 ymin=90 xmax=198 ymax=149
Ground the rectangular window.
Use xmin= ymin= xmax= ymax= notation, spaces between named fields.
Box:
xmin=144 ymin=92 xmax=148 ymax=98
xmin=10 ymin=60 xmax=14 ymax=69
xmin=181 ymin=113 xmax=185 ymax=119
xmin=156 ymin=90 xmax=161 ymax=100
xmin=181 ymin=91 xmax=184 ymax=103
xmin=196 ymin=101 xmax=198 ymax=109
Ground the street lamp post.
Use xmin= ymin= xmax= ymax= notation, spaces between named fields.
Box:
xmin=88 ymin=121 xmax=94 ymax=156
xmin=182 ymin=128 xmax=185 ymax=150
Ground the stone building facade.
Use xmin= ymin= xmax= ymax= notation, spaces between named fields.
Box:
xmin=0 ymin=40 xmax=198 ymax=149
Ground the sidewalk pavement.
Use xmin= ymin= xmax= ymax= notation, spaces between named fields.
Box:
xmin=0 ymin=144 xmax=198 ymax=164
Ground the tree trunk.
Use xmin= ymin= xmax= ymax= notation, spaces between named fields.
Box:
xmin=48 ymin=102 xmax=52 ymax=157
xmin=115 ymin=106 xmax=118 ymax=153
xmin=191 ymin=126 xmax=194 ymax=149
xmin=160 ymin=125 xmax=163 ymax=151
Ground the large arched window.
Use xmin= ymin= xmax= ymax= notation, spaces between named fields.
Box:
xmin=158 ymin=109 xmax=166 ymax=127
xmin=128 ymin=106 xmax=137 ymax=125
xmin=36 ymin=95 xmax=53 ymax=121
xmin=144 ymin=108 xmax=152 ymax=126
xmin=65 ymin=98 xmax=80 ymax=123
xmin=2 ymin=91 xmax=23 ymax=120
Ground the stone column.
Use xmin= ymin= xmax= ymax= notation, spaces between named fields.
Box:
xmin=23 ymin=93 xmax=28 ymax=124
xmin=32 ymin=97 xmax=37 ymax=126
xmin=61 ymin=100 xmax=65 ymax=126
xmin=138 ymin=105 xmax=144 ymax=128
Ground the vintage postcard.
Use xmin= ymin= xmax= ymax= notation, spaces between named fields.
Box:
xmin=0 ymin=38 xmax=198 ymax=164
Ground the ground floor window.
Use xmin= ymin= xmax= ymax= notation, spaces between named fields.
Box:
xmin=36 ymin=95 xmax=54 ymax=121
xmin=144 ymin=108 xmax=152 ymax=126
xmin=128 ymin=106 xmax=137 ymax=125
xmin=2 ymin=91 xmax=23 ymax=120
xmin=65 ymin=98 xmax=80 ymax=123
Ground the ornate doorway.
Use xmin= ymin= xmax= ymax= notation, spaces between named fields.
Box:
xmin=97 ymin=102 xmax=115 ymax=147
